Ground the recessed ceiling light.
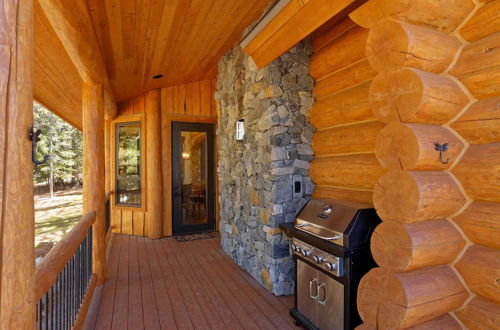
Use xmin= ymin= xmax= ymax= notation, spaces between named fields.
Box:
xmin=153 ymin=74 xmax=164 ymax=79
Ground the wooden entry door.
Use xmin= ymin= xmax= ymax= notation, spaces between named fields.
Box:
xmin=172 ymin=122 xmax=215 ymax=234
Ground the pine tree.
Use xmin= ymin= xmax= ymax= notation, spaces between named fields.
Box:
xmin=33 ymin=102 xmax=83 ymax=193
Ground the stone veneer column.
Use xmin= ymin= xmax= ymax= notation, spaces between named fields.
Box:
xmin=215 ymin=41 xmax=315 ymax=295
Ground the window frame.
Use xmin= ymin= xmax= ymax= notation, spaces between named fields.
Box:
xmin=112 ymin=115 xmax=146 ymax=211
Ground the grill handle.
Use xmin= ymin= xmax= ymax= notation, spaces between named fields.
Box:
xmin=296 ymin=224 xmax=342 ymax=241
xmin=318 ymin=283 xmax=327 ymax=305
xmin=309 ymin=279 xmax=318 ymax=300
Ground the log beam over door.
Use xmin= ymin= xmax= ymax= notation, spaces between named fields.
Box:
xmin=36 ymin=0 xmax=117 ymax=120
xmin=82 ymin=84 xmax=106 ymax=284
xmin=0 ymin=0 xmax=36 ymax=327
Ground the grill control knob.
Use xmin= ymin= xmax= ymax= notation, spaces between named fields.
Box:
xmin=291 ymin=244 xmax=297 ymax=251
xmin=326 ymin=262 xmax=337 ymax=271
xmin=313 ymin=256 xmax=325 ymax=264
xmin=301 ymin=249 xmax=312 ymax=257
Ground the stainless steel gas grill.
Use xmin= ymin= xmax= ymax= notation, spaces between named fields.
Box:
xmin=281 ymin=199 xmax=381 ymax=330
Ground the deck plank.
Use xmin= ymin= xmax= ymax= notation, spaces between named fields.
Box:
xmin=145 ymin=238 xmax=177 ymax=329
xmin=111 ymin=235 xmax=129 ymax=330
xmin=94 ymin=234 xmax=122 ymax=330
xmin=127 ymin=236 xmax=144 ymax=329
xmin=89 ymin=234 xmax=295 ymax=329
xmin=165 ymin=238 xmax=228 ymax=329
xmin=137 ymin=237 xmax=161 ymax=329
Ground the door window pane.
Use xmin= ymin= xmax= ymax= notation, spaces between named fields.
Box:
xmin=180 ymin=131 xmax=207 ymax=225
xmin=116 ymin=122 xmax=142 ymax=207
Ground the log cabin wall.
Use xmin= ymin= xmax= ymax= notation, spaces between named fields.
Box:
xmin=337 ymin=0 xmax=500 ymax=328
xmin=309 ymin=18 xmax=383 ymax=205
xmin=110 ymin=80 xmax=217 ymax=238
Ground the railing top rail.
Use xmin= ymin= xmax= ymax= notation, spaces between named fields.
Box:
xmin=34 ymin=211 xmax=96 ymax=301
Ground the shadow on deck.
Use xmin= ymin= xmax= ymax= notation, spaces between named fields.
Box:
xmin=85 ymin=234 xmax=296 ymax=329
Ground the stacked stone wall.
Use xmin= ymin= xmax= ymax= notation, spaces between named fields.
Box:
xmin=215 ymin=41 xmax=315 ymax=295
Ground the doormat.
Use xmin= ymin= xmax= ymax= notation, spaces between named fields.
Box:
xmin=174 ymin=232 xmax=216 ymax=242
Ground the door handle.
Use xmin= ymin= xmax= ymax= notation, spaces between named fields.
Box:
xmin=309 ymin=279 xmax=318 ymax=300
xmin=318 ymin=283 xmax=327 ymax=305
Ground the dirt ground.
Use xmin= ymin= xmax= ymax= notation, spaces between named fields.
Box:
xmin=35 ymin=188 xmax=83 ymax=258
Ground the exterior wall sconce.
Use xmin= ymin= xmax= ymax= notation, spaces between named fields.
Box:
xmin=236 ymin=119 xmax=245 ymax=141
xmin=181 ymin=152 xmax=190 ymax=159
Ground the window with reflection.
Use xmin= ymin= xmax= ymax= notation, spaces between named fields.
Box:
xmin=116 ymin=122 xmax=142 ymax=207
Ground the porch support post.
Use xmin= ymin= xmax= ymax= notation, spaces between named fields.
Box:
xmin=82 ymin=84 xmax=106 ymax=284
xmin=0 ymin=0 xmax=36 ymax=327
xmin=145 ymin=89 xmax=163 ymax=239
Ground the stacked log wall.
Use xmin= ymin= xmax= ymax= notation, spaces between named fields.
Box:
xmin=343 ymin=0 xmax=500 ymax=328
xmin=310 ymin=19 xmax=383 ymax=205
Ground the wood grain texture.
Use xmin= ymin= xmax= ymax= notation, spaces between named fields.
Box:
xmin=453 ymin=143 xmax=500 ymax=203
xmin=311 ymin=81 xmax=374 ymax=129
xmin=357 ymin=266 xmax=468 ymax=328
xmin=34 ymin=1 xmax=82 ymax=129
xmin=375 ymin=122 xmax=464 ymax=170
xmin=310 ymin=154 xmax=384 ymax=190
xmin=246 ymin=0 xmax=362 ymax=68
xmin=37 ymin=0 xmax=117 ymax=119
xmin=310 ymin=25 xmax=369 ymax=80
xmin=312 ymin=121 xmax=384 ymax=156
xmin=370 ymin=219 xmax=465 ymax=272
xmin=366 ymin=19 xmax=461 ymax=73
xmin=0 ymin=2 xmax=36 ymax=326
xmin=146 ymin=89 xmax=164 ymax=239
xmin=35 ymin=212 xmax=96 ymax=300
xmin=349 ymin=0 xmax=474 ymax=33
xmin=450 ymin=32 xmax=500 ymax=99
xmin=456 ymin=296 xmax=500 ymax=330
xmin=83 ymin=84 xmax=106 ymax=284
xmin=369 ymin=68 xmax=468 ymax=124
xmin=85 ymin=0 xmax=271 ymax=102
xmin=88 ymin=234 xmax=296 ymax=329
xmin=450 ymin=97 xmax=500 ymax=144
xmin=460 ymin=0 xmax=500 ymax=42
xmin=456 ymin=245 xmax=500 ymax=304
xmin=454 ymin=202 xmax=500 ymax=249
xmin=373 ymin=170 xmax=466 ymax=223
xmin=313 ymin=185 xmax=374 ymax=205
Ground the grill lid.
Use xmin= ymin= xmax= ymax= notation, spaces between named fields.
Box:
xmin=295 ymin=199 xmax=379 ymax=248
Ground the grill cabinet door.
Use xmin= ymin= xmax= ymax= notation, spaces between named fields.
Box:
xmin=297 ymin=260 xmax=318 ymax=326
xmin=317 ymin=271 xmax=344 ymax=329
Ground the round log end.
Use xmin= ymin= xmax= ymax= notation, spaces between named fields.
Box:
xmin=367 ymin=20 xmax=461 ymax=73
xmin=373 ymin=170 xmax=466 ymax=222
xmin=371 ymin=220 xmax=466 ymax=271
xmin=375 ymin=122 xmax=465 ymax=170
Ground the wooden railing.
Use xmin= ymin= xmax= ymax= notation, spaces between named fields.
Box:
xmin=35 ymin=211 xmax=96 ymax=329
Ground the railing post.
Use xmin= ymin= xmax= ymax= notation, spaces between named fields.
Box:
xmin=82 ymin=84 xmax=106 ymax=284
xmin=0 ymin=0 xmax=36 ymax=327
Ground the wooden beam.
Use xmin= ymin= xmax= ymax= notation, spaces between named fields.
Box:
xmin=0 ymin=0 xmax=37 ymax=324
xmin=36 ymin=0 xmax=117 ymax=119
xmin=145 ymin=89 xmax=163 ymax=239
xmin=0 ymin=0 xmax=36 ymax=327
xmin=244 ymin=0 xmax=366 ymax=68
xmin=83 ymin=84 xmax=106 ymax=284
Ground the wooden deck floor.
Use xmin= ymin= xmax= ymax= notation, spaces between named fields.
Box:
xmin=85 ymin=234 xmax=296 ymax=330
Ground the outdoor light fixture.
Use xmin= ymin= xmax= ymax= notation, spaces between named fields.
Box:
xmin=236 ymin=119 xmax=245 ymax=140
xmin=181 ymin=152 xmax=190 ymax=159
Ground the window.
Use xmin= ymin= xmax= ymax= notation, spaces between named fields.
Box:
xmin=115 ymin=122 xmax=142 ymax=207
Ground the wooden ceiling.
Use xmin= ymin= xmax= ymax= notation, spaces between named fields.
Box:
xmin=34 ymin=1 xmax=83 ymax=129
xmin=86 ymin=0 xmax=274 ymax=102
